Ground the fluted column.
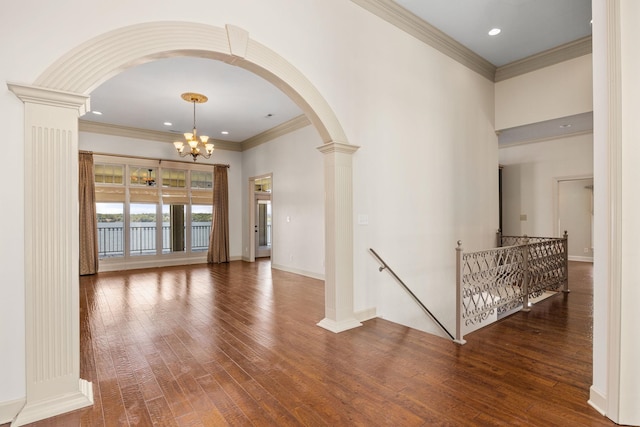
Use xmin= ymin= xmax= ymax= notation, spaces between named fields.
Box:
xmin=316 ymin=142 xmax=361 ymax=333
xmin=8 ymin=84 xmax=93 ymax=426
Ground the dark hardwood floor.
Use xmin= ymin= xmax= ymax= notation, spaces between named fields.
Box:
xmin=8 ymin=260 xmax=613 ymax=426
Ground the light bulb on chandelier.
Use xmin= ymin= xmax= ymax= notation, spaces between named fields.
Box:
xmin=173 ymin=92 xmax=215 ymax=162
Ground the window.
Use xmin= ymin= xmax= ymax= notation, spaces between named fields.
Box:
xmin=94 ymin=156 xmax=213 ymax=263
xmin=191 ymin=170 xmax=213 ymax=189
xmin=191 ymin=205 xmax=212 ymax=252
xmin=130 ymin=203 xmax=158 ymax=256
xmin=254 ymin=176 xmax=271 ymax=192
xmin=130 ymin=166 xmax=157 ymax=186
xmin=95 ymin=163 xmax=124 ymax=184
xmin=162 ymin=169 xmax=187 ymax=188
xmin=96 ymin=203 xmax=124 ymax=257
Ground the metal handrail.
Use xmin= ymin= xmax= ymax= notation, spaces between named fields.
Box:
xmin=369 ymin=248 xmax=455 ymax=341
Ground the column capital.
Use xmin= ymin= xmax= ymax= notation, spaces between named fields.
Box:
xmin=316 ymin=141 xmax=360 ymax=155
xmin=7 ymin=83 xmax=89 ymax=115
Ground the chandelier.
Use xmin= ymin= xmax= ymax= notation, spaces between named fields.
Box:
xmin=173 ymin=92 xmax=214 ymax=162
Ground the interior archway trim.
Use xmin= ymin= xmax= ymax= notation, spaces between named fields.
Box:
xmin=34 ymin=21 xmax=348 ymax=145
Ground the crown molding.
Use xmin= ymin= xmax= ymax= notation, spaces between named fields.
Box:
xmin=78 ymin=120 xmax=242 ymax=152
xmin=495 ymin=36 xmax=593 ymax=82
xmin=351 ymin=0 xmax=592 ymax=83
xmin=79 ymin=116 xmax=311 ymax=153
xmin=241 ymin=115 xmax=311 ymax=151
xmin=350 ymin=0 xmax=496 ymax=81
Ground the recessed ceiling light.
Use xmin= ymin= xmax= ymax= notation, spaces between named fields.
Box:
xmin=221 ymin=131 xmax=229 ymax=135
xmin=163 ymin=122 xmax=172 ymax=126
xmin=92 ymin=111 xmax=103 ymax=115
xmin=488 ymin=28 xmax=501 ymax=36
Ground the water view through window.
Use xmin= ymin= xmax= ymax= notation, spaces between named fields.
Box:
xmin=97 ymin=202 xmax=213 ymax=258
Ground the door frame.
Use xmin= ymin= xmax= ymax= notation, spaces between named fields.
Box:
xmin=553 ymin=174 xmax=594 ymax=238
xmin=248 ymin=173 xmax=273 ymax=262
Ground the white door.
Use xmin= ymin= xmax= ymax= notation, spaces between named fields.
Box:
xmin=255 ymin=196 xmax=271 ymax=258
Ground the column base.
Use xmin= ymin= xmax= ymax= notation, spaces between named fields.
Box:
xmin=317 ymin=317 xmax=362 ymax=333
xmin=12 ymin=379 xmax=93 ymax=427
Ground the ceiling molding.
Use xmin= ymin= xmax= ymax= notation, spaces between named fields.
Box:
xmin=495 ymin=36 xmax=592 ymax=82
xmin=350 ymin=0 xmax=496 ymax=81
xmin=79 ymin=120 xmax=242 ymax=152
xmin=241 ymin=115 xmax=311 ymax=151
xmin=352 ymin=0 xmax=592 ymax=83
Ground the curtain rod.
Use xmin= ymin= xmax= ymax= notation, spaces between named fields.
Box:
xmin=84 ymin=151 xmax=230 ymax=168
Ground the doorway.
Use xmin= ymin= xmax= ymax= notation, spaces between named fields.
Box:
xmin=249 ymin=175 xmax=272 ymax=261
xmin=556 ymin=176 xmax=593 ymax=262
xmin=255 ymin=196 xmax=272 ymax=258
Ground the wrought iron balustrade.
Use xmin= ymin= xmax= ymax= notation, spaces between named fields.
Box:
xmin=455 ymin=232 xmax=568 ymax=345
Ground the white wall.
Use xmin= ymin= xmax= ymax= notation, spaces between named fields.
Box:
xmin=499 ymin=134 xmax=593 ymax=238
xmin=350 ymin=10 xmax=498 ymax=335
xmin=495 ymin=55 xmax=593 ymax=130
xmin=0 ymin=92 xmax=25 ymax=418
xmin=0 ymin=0 xmax=498 ymax=409
xmin=241 ymin=125 xmax=325 ymax=279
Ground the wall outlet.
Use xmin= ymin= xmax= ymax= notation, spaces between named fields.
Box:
xmin=584 ymin=247 xmax=590 ymax=253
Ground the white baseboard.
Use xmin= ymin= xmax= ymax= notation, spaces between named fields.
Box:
xmin=98 ymin=255 xmax=243 ymax=272
xmin=317 ymin=317 xmax=362 ymax=333
xmin=99 ymin=255 xmax=207 ymax=272
xmin=271 ymin=263 xmax=324 ymax=281
xmin=568 ymin=255 xmax=594 ymax=263
xmin=588 ymin=385 xmax=607 ymax=416
xmin=0 ymin=398 xmax=25 ymax=424
xmin=355 ymin=307 xmax=377 ymax=322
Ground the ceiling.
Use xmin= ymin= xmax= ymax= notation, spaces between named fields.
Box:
xmin=82 ymin=0 xmax=593 ymax=147
xmin=394 ymin=0 xmax=592 ymax=67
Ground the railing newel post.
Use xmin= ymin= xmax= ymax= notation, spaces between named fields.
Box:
xmin=455 ymin=241 xmax=466 ymax=345
xmin=496 ymin=229 xmax=502 ymax=248
xmin=563 ymin=230 xmax=570 ymax=293
xmin=521 ymin=236 xmax=531 ymax=312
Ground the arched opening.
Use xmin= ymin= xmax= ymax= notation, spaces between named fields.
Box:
xmin=9 ymin=21 xmax=360 ymax=425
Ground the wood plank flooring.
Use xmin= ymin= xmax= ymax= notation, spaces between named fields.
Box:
xmin=7 ymin=260 xmax=613 ymax=426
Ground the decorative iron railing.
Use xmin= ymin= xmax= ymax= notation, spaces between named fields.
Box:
xmin=455 ymin=232 xmax=568 ymax=345
xmin=98 ymin=224 xmax=211 ymax=258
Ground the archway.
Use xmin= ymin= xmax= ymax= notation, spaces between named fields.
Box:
xmin=9 ymin=21 xmax=360 ymax=425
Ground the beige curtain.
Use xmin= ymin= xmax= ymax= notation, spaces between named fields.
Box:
xmin=79 ymin=151 xmax=99 ymax=275
xmin=208 ymin=164 xmax=230 ymax=263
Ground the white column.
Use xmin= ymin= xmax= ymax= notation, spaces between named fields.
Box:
xmin=592 ymin=1 xmax=640 ymax=425
xmin=8 ymin=84 xmax=93 ymax=426
xmin=316 ymin=142 xmax=361 ymax=333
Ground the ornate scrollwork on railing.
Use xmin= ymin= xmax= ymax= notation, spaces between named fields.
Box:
xmin=455 ymin=232 xmax=568 ymax=345
xmin=461 ymin=246 xmax=525 ymax=325
xmin=527 ymin=239 xmax=567 ymax=295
